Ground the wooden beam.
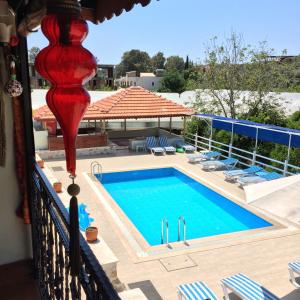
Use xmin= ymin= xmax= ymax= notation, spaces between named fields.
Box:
xmin=169 ymin=117 xmax=172 ymax=134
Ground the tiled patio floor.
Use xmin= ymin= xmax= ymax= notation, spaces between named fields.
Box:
xmin=45 ymin=150 xmax=300 ymax=300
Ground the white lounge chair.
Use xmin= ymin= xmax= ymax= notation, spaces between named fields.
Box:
xmin=159 ymin=136 xmax=176 ymax=154
xmin=146 ymin=136 xmax=165 ymax=155
xmin=289 ymin=262 xmax=300 ymax=288
xmin=178 ymin=281 xmax=218 ymax=300
xmin=187 ymin=151 xmax=221 ymax=163
xmin=221 ymin=273 xmax=279 ymax=300
xmin=176 ymin=141 xmax=195 ymax=152
xmin=223 ymin=165 xmax=263 ymax=181
xmin=237 ymin=172 xmax=283 ymax=187
xmin=200 ymin=158 xmax=238 ymax=171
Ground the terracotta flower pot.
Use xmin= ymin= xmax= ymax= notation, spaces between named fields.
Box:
xmin=37 ymin=160 xmax=44 ymax=168
xmin=53 ymin=182 xmax=62 ymax=193
xmin=85 ymin=226 xmax=98 ymax=243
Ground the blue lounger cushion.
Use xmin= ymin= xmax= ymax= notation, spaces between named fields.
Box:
xmin=178 ymin=281 xmax=218 ymax=300
xmin=237 ymin=171 xmax=283 ymax=186
xmin=289 ymin=262 xmax=300 ymax=274
xmin=176 ymin=141 xmax=195 ymax=152
xmin=188 ymin=151 xmax=221 ymax=162
xmin=159 ymin=136 xmax=176 ymax=153
xmin=221 ymin=273 xmax=279 ymax=300
xmin=201 ymin=158 xmax=238 ymax=170
xmin=288 ymin=261 xmax=300 ymax=288
xmin=224 ymin=165 xmax=263 ymax=180
xmin=146 ymin=136 xmax=165 ymax=154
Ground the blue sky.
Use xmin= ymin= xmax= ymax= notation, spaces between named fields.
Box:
xmin=28 ymin=0 xmax=300 ymax=64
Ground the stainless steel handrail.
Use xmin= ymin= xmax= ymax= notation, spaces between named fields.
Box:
xmin=178 ymin=216 xmax=186 ymax=242
xmin=161 ymin=219 xmax=169 ymax=245
xmin=90 ymin=161 xmax=103 ymax=180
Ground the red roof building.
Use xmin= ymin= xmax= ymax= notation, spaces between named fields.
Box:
xmin=33 ymin=87 xmax=194 ymax=151
xmin=33 ymin=86 xmax=194 ymax=121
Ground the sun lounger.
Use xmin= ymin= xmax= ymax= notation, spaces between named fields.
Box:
xmin=237 ymin=171 xmax=283 ymax=186
xmin=223 ymin=165 xmax=263 ymax=181
xmin=176 ymin=141 xmax=195 ymax=152
xmin=159 ymin=136 xmax=176 ymax=154
xmin=288 ymin=262 xmax=300 ymax=288
xmin=146 ymin=136 xmax=165 ymax=155
xmin=200 ymin=158 xmax=238 ymax=171
xmin=221 ymin=273 xmax=279 ymax=300
xmin=187 ymin=151 xmax=221 ymax=163
xmin=178 ymin=281 xmax=218 ymax=300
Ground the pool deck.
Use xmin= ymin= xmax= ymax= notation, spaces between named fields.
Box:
xmin=44 ymin=149 xmax=300 ymax=300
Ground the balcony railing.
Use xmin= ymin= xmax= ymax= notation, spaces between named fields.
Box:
xmin=185 ymin=132 xmax=300 ymax=176
xmin=30 ymin=162 xmax=120 ymax=300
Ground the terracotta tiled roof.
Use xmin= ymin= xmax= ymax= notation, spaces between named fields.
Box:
xmin=82 ymin=0 xmax=156 ymax=24
xmin=33 ymin=86 xmax=194 ymax=121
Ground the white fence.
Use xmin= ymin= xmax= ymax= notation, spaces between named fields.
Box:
xmin=185 ymin=132 xmax=300 ymax=176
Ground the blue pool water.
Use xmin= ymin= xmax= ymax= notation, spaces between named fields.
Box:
xmin=97 ymin=168 xmax=272 ymax=246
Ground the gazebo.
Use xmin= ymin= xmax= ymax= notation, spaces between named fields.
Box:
xmin=33 ymin=86 xmax=194 ymax=150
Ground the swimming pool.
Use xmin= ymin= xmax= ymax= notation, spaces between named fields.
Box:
xmin=97 ymin=168 xmax=272 ymax=246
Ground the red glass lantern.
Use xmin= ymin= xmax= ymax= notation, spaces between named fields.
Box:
xmin=35 ymin=13 xmax=96 ymax=176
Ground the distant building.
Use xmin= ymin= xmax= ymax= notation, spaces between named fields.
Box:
xmin=29 ymin=63 xmax=115 ymax=89
xmin=266 ymin=55 xmax=299 ymax=63
xmin=115 ymin=70 xmax=163 ymax=91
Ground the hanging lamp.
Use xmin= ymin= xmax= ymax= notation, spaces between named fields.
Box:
xmin=35 ymin=0 xmax=97 ymax=276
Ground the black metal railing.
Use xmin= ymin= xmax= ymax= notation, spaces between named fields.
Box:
xmin=30 ymin=162 xmax=120 ymax=300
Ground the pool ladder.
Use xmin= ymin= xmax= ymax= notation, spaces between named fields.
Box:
xmin=161 ymin=219 xmax=169 ymax=245
xmin=90 ymin=161 xmax=102 ymax=181
xmin=178 ymin=216 xmax=187 ymax=242
xmin=161 ymin=216 xmax=187 ymax=245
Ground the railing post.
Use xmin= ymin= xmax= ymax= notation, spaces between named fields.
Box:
xmin=283 ymin=160 xmax=288 ymax=176
xmin=194 ymin=133 xmax=198 ymax=151
xmin=252 ymin=150 xmax=257 ymax=165
xmin=208 ymin=138 xmax=212 ymax=151
xmin=228 ymin=143 xmax=232 ymax=157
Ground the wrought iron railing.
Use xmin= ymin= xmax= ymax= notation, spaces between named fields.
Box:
xmin=30 ymin=162 xmax=120 ymax=300
xmin=184 ymin=132 xmax=300 ymax=176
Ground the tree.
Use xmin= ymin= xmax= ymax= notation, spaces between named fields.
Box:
xmin=184 ymin=55 xmax=190 ymax=70
xmin=151 ymin=52 xmax=165 ymax=71
xmin=269 ymin=109 xmax=300 ymax=168
xmin=158 ymin=71 xmax=185 ymax=93
xmin=115 ymin=49 xmax=151 ymax=77
xmin=192 ymin=33 xmax=292 ymax=119
xmin=28 ymin=47 xmax=40 ymax=64
xmin=165 ymin=56 xmax=185 ymax=72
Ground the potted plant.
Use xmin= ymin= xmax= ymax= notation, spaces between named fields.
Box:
xmin=85 ymin=226 xmax=98 ymax=243
xmin=37 ymin=159 xmax=44 ymax=168
xmin=53 ymin=182 xmax=62 ymax=193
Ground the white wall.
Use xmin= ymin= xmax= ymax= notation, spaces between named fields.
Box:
xmin=115 ymin=76 xmax=162 ymax=91
xmin=32 ymin=89 xmax=300 ymax=115
xmin=34 ymin=129 xmax=48 ymax=150
xmin=0 ymin=49 xmax=31 ymax=264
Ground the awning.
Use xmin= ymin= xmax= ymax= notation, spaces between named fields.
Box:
xmin=194 ymin=114 xmax=300 ymax=148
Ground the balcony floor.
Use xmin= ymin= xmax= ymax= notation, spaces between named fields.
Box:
xmin=0 ymin=260 xmax=40 ymax=300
